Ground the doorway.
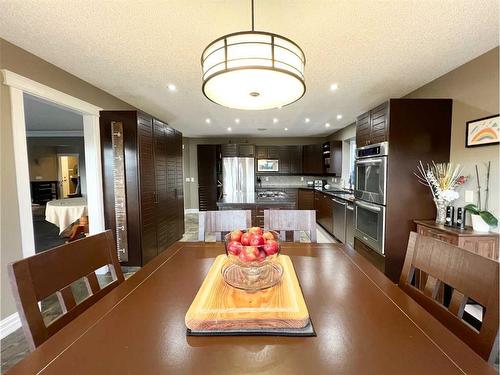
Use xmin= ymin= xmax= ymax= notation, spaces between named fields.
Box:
xmin=57 ymin=154 xmax=80 ymax=198
xmin=24 ymin=93 xmax=88 ymax=252
xmin=2 ymin=69 xmax=105 ymax=259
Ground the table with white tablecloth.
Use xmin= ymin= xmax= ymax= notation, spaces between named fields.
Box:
xmin=45 ymin=197 xmax=88 ymax=234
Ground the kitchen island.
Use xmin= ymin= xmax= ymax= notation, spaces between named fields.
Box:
xmin=217 ymin=192 xmax=296 ymax=227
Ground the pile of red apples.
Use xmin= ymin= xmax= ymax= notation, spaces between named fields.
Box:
xmin=226 ymin=227 xmax=279 ymax=263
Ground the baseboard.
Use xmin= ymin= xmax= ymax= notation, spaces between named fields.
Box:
xmin=185 ymin=209 xmax=199 ymax=214
xmin=0 ymin=312 xmax=21 ymax=339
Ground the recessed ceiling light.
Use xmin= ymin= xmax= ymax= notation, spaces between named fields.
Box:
xmin=235 ymin=118 xmax=240 ymax=124
xmin=325 ymin=123 xmax=331 ymax=128
xmin=167 ymin=83 xmax=177 ymax=91
xmin=205 ymin=118 xmax=211 ymax=124
xmin=336 ymin=114 xmax=343 ymax=120
xmin=330 ymin=83 xmax=338 ymax=91
xmin=273 ymin=118 xmax=279 ymax=123
xmin=305 ymin=118 xmax=310 ymax=123
xmin=227 ymin=127 xmax=232 ymax=131
xmin=284 ymin=127 xmax=288 ymax=131
xmin=257 ymin=128 xmax=267 ymax=131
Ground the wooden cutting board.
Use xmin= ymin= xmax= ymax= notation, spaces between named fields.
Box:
xmin=185 ymin=255 xmax=309 ymax=331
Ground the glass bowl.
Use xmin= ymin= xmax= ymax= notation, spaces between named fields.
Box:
xmin=222 ymin=229 xmax=283 ymax=291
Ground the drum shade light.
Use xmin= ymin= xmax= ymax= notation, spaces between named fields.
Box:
xmin=201 ymin=1 xmax=306 ymax=110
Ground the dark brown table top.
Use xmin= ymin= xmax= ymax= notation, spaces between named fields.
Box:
xmin=8 ymin=242 xmax=496 ymax=374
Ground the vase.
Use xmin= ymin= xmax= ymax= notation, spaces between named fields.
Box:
xmin=434 ymin=199 xmax=447 ymax=225
xmin=471 ymin=214 xmax=490 ymax=232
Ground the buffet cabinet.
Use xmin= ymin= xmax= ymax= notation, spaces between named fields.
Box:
xmin=100 ymin=111 xmax=184 ymax=266
xmin=415 ymin=220 xmax=499 ymax=260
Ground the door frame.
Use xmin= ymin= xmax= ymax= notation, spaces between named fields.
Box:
xmin=1 ymin=69 xmax=105 ymax=258
xmin=57 ymin=153 xmax=80 ymax=198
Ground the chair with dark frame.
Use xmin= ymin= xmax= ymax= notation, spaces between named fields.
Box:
xmin=399 ymin=231 xmax=499 ymax=363
xmin=8 ymin=230 xmax=124 ymax=350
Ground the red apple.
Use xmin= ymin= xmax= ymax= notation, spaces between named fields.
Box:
xmin=238 ymin=246 xmax=259 ymax=262
xmin=262 ymin=231 xmax=275 ymax=241
xmin=257 ymin=250 xmax=267 ymax=262
xmin=229 ymin=229 xmax=243 ymax=242
xmin=263 ymin=240 xmax=279 ymax=255
xmin=227 ymin=240 xmax=242 ymax=256
xmin=241 ymin=232 xmax=253 ymax=246
xmin=248 ymin=226 xmax=263 ymax=235
xmin=250 ymin=234 xmax=265 ymax=247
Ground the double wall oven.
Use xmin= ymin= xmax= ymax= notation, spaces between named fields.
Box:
xmin=353 ymin=142 xmax=388 ymax=255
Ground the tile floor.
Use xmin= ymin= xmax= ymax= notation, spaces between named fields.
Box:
xmin=1 ymin=212 xmax=335 ymax=373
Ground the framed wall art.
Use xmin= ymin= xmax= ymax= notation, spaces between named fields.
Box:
xmin=465 ymin=114 xmax=499 ymax=147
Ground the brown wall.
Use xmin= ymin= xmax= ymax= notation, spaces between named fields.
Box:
xmin=405 ymin=47 xmax=499 ymax=230
xmin=0 ymin=39 xmax=134 ymax=320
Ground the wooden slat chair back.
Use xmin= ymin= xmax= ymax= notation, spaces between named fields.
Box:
xmin=399 ymin=232 xmax=499 ymax=362
xmin=198 ymin=210 xmax=252 ymax=241
xmin=263 ymin=210 xmax=317 ymax=242
xmin=8 ymin=230 xmax=124 ymax=350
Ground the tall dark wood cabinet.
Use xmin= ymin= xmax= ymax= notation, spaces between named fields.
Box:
xmin=100 ymin=111 xmax=184 ymax=267
xmin=197 ymin=144 xmax=218 ymax=211
xmin=354 ymin=99 xmax=453 ymax=282
xmin=302 ymin=144 xmax=323 ymax=174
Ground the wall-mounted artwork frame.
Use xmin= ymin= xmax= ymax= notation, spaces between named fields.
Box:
xmin=465 ymin=114 xmax=499 ymax=148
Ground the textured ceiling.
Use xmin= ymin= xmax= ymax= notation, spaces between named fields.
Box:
xmin=24 ymin=94 xmax=83 ymax=132
xmin=1 ymin=1 xmax=498 ymax=137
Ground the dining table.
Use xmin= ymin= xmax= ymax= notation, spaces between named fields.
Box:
xmin=7 ymin=242 xmax=497 ymax=374
xmin=45 ymin=197 xmax=87 ymax=234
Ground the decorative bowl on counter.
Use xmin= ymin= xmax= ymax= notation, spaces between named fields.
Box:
xmin=222 ymin=228 xmax=283 ymax=291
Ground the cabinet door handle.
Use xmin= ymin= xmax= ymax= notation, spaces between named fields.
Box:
xmin=153 ymin=191 xmax=158 ymax=204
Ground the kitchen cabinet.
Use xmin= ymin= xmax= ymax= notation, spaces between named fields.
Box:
xmin=332 ymin=197 xmax=347 ymax=243
xmin=302 ymin=144 xmax=323 ymax=174
xmin=221 ymin=144 xmax=255 ymax=157
xmin=100 ymin=111 xmax=184 ymax=266
xmin=356 ymin=102 xmax=389 ymax=146
xmin=298 ymin=188 xmax=314 ymax=210
xmin=322 ymin=141 xmax=342 ymax=176
xmin=415 ymin=220 xmax=499 ymax=260
xmin=315 ymin=191 xmax=333 ymax=234
xmin=197 ymin=145 xmax=218 ymax=211
xmin=353 ymin=99 xmax=453 ymax=282
xmin=255 ymin=145 xmax=302 ymax=174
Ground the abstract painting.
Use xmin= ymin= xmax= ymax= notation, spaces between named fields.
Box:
xmin=465 ymin=114 xmax=499 ymax=147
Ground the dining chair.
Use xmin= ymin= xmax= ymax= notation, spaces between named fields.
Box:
xmin=263 ymin=209 xmax=317 ymax=242
xmin=8 ymin=230 xmax=124 ymax=350
xmin=198 ymin=210 xmax=252 ymax=241
xmin=399 ymin=232 xmax=499 ymax=362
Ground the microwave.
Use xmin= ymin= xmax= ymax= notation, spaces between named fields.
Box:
xmin=257 ymin=159 xmax=279 ymax=172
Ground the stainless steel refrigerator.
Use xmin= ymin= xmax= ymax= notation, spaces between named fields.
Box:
xmin=222 ymin=157 xmax=255 ymax=197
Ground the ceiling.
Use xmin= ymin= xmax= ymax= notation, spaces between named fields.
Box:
xmin=1 ymin=1 xmax=498 ymax=137
xmin=24 ymin=94 xmax=83 ymax=132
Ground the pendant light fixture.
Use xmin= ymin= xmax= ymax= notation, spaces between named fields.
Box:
xmin=201 ymin=0 xmax=306 ymax=110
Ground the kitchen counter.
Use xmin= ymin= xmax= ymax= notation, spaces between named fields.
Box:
xmin=217 ymin=192 xmax=296 ymax=206
xmin=257 ymin=185 xmax=354 ymax=199
xmin=314 ymin=188 xmax=355 ymax=202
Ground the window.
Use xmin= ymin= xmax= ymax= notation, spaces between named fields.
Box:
xmin=348 ymin=139 xmax=356 ymax=189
